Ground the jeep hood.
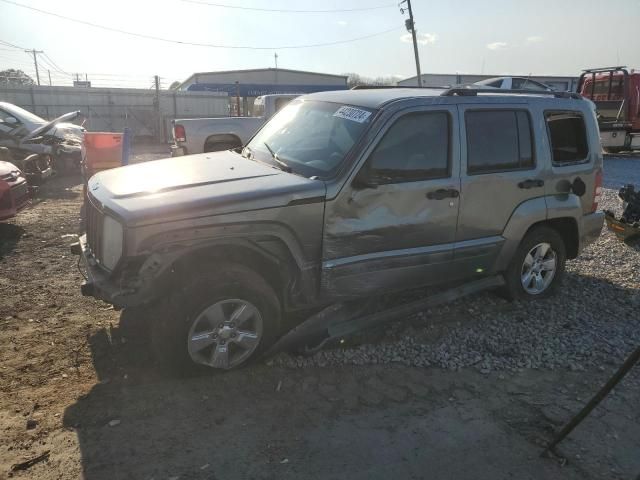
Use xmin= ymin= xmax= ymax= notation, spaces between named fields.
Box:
xmin=88 ymin=151 xmax=326 ymax=226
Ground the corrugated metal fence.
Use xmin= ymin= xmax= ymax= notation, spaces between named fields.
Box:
xmin=0 ymin=85 xmax=230 ymax=141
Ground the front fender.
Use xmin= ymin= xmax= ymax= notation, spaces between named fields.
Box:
xmin=124 ymin=204 xmax=325 ymax=307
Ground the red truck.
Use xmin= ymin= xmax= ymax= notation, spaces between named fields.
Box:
xmin=578 ymin=66 xmax=640 ymax=153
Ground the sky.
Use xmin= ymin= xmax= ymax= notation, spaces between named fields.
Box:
xmin=0 ymin=0 xmax=639 ymax=88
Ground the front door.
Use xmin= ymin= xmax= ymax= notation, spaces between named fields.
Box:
xmin=321 ymin=106 xmax=460 ymax=298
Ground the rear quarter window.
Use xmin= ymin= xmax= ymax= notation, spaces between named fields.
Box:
xmin=545 ymin=112 xmax=589 ymax=165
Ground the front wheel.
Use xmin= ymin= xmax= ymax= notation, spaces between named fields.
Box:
xmin=501 ymin=226 xmax=566 ymax=301
xmin=151 ymin=263 xmax=281 ymax=373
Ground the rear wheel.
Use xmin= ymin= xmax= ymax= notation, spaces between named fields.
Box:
xmin=501 ymin=226 xmax=566 ymax=301
xmin=151 ymin=263 xmax=280 ymax=373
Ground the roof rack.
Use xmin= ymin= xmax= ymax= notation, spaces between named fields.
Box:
xmin=581 ymin=66 xmax=627 ymax=73
xmin=350 ymin=85 xmax=446 ymax=90
xmin=441 ymin=88 xmax=583 ymax=99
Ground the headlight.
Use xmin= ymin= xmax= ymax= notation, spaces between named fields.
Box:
xmin=102 ymin=215 xmax=123 ymax=270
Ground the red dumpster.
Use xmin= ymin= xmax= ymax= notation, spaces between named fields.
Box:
xmin=82 ymin=132 xmax=123 ymax=178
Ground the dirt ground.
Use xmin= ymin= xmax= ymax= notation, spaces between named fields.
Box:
xmin=1 ymin=151 xmax=639 ymax=479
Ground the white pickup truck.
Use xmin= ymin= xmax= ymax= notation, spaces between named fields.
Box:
xmin=170 ymin=94 xmax=298 ymax=156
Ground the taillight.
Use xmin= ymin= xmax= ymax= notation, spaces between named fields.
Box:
xmin=592 ymin=169 xmax=603 ymax=212
xmin=174 ymin=124 xmax=186 ymax=143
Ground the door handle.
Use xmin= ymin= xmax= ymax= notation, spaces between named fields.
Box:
xmin=426 ymin=188 xmax=459 ymax=200
xmin=518 ymin=179 xmax=544 ymax=189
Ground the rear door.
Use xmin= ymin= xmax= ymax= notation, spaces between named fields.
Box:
xmin=454 ymin=105 xmax=544 ymax=277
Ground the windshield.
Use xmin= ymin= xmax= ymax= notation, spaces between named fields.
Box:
xmin=246 ymin=100 xmax=375 ymax=178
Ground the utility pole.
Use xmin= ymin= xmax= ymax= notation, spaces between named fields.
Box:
xmin=400 ymin=0 xmax=422 ymax=87
xmin=235 ymin=81 xmax=241 ymax=117
xmin=47 ymin=70 xmax=52 ymax=86
xmin=274 ymin=52 xmax=278 ymax=69
xmin=25 ymin=48 xmax=44 ymax=86
xmin=154 ymin=75 xmax=162 ymax=141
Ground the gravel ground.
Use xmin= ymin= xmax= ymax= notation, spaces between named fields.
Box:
xmin=272 ymin=187 xmax=640 ymax=374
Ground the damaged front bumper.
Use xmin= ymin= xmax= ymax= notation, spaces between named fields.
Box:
xmin=71 ymin=235 xmax=161 ymax=308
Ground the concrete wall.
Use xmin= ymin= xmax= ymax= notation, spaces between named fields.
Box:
xmin=185 ymin=68 xmax=347 ymax=88
xmin=0 ymin=85 xmax=229 ymax=141
xmin=398 ymin=73 xmax=579 ymax=92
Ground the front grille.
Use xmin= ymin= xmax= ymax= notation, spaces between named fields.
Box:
xmin=86 ymin=196 xmax=104 ymax=263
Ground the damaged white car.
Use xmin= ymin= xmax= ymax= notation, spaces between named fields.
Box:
xmin=0 ymin=102 xmax=84 ymax=182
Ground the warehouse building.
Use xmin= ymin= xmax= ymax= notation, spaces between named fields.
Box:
xmin=179 ymin=68 xmax=348 ymax=115
xmin=398 ymin=73 xmax=579 ymax=92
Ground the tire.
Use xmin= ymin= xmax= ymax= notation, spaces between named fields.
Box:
xmin=501 ymin=226 xmax=566 ymax=301
xmin=151 ymin=263 xmax=280 ymax=374
xmin=204 ymin=141 xmax=239 ymax=153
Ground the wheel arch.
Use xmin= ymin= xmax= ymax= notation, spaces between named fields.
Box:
xmin=497 ymin=196 xmax=582 ymax=270
xmin=158 ymin=236 xmax=317 ymax=310
xmin=203 ymin=133 xmax=243 ymax=152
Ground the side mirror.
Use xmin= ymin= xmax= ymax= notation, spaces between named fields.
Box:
xmin=3 ymin=116 xmax=18 ymax=125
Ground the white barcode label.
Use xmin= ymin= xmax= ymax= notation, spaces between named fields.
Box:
xmin=333 ymin=106 xmax=372 ymax=123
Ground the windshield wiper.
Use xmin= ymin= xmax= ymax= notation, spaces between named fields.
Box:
xmin=263 ymin=142 xmax=292 ymax=173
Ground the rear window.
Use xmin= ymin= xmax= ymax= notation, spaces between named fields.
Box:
xmin=545 ymin=112 xmax=589 ymax=165
xmin=465 ymin=110 xmax=534 ymax=174
xmin=590 ymin=77 xmax=624 ymax=97
xmin=252 ymin=98 xmax=265 ymax=117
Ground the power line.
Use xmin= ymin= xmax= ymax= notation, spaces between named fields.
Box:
xmin=0 ymin=39 xmax=26 ymax=49
xmin=181 ymin=0 xmax=396 ymax=13
xmin=0 ymin=0 xmax=401 ymax=50
xmin=41 ymin=52 xmax=71 ymax=75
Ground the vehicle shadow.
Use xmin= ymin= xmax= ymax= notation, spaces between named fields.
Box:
xmin=0 ymin=222 xmax=25 ymax=259
xmin=34 ymin=173 xmax=83 ymax=201
xmin=62 ymin=269 xmax=639 ymax=480
xmin=62 ymin=315 xmax=348 ymax=480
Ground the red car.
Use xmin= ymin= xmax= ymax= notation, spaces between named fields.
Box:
xmin=0 ymin=160 xmax=30 ymax=221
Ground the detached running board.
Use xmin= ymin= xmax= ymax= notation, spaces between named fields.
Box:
xmin=265 ymin=275 xmax=504 ymax=357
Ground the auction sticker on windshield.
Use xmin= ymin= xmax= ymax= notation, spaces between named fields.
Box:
xmin=333 ymin=106 xmax=372 ymax=123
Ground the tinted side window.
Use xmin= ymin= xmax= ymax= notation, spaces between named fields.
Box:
xmin=368 ymin=112 xmax=450 ymax=183
xmin=466 ymin=110 xmax=534 ymax=174
xmin=545 ymin=112 xmax=589 ymax=165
